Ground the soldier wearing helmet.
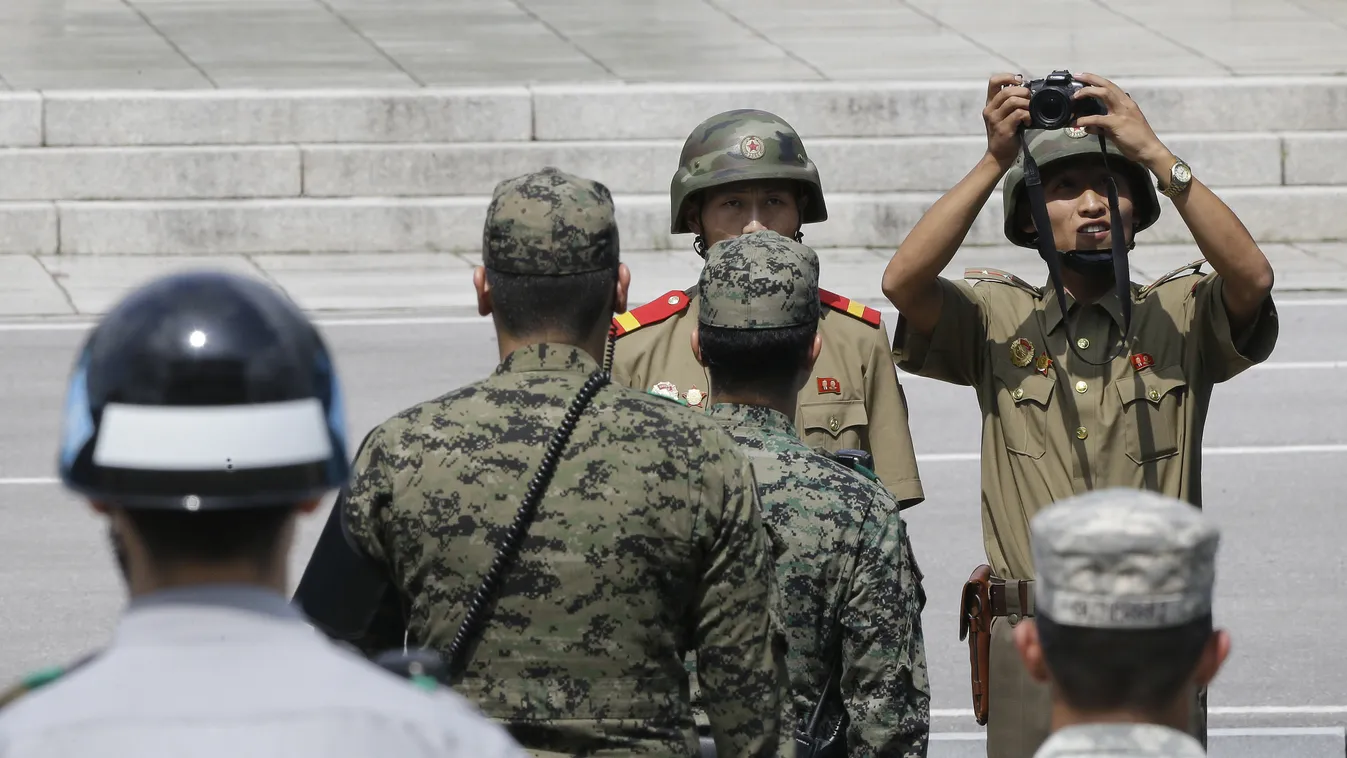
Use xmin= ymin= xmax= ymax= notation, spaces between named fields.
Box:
xmin=0 ymin=271 xmax=525 ymax=758
xmin=611 ymin=108 xmax=926 ymax=508
xmin=880 ymin=72 xmax=1277 ymax=758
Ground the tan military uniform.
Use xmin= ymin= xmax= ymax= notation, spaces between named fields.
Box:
xmin=613 ymin=286 xmax=925 ymax=508
xmin=894 ymin=260 xmax=1278 ymax=758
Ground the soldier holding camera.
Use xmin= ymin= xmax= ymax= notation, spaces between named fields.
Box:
xmin=880 ymin=71 xmax=1278 ymax=758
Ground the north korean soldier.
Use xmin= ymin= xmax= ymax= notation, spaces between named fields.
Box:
xmin=611 ymin=109 xmax=926 ymax=508
xmin=293 ymin=167 xmax=789 ymax=758
xmin=880 ymin=70 xmax=1277 ymax=758
xmin=0 ymin=271 xmax=525 ymax=758
xmin=1014 ymin=488 xmax=1227 ymax=758
xmin=693 ymin=229 xmax=931 ymax=758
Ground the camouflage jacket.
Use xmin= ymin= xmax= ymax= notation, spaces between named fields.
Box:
xmin=1033 ymin=723 xmax=1207 ymax=757
xmin=343 ymin=344 xmax=788 ymax=758
xmin=707 ymin=403 xmax=931 ymax=758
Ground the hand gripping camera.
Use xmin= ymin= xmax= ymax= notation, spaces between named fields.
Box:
xmin=1027 ymin=70 xmax=1106 ymax=130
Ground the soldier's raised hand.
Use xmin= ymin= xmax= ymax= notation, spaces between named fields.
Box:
xmin=983 ymin=73 xmax=1031 ymax=170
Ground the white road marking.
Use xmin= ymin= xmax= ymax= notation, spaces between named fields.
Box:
xmin=0 ymin=296 xmax=1341 ymax=332
xmin=5 ymin=443 xmax=1346 ymax=485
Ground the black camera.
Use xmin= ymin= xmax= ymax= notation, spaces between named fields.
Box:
xmin=1027 ymin=70 xmax=1106 ymax=130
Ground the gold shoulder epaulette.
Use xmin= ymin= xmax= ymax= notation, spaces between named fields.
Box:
xmin=1138 ymin=258 xmax=1207 ymax=299
xmin=818 ymin=288 xmax=882 ymax=327
xmin=965 ymin=267 xmax=1042 ymax=298
xmin=612 ymin=289 xmax=693 ymax=337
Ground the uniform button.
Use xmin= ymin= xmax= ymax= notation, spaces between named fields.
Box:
xmin=1075 ymin=426 xmax=1088 ymax=440
xmin=829 ymin=417 xmax=840 ymax=433
xmin=1012 ymin=388 xmax=1024 ymax=401
xmin=1075 ymin=380 xmax=1088 ymax=394
xmin=1148 ymin=388 xmax=1160 ymax=401
xmin=1077 ymin=338 xmax=1090 ymax=349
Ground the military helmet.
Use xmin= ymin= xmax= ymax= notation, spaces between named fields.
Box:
xmin=670 ymin=109 xmax=827 ymax=235
xmin=58 ymin=271 xmax=350 ymax=511
xmin=1001 ymin=129 xmax=1160 ymax=249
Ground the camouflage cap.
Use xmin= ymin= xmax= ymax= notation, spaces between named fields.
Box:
xmin=671 ymin=109 xmax=827 ymax=235
xmin=482 ymin=167 xmax=619 ymax=276
xmin=1031 ymin=488 xmax=1220 ymax=629
xmin=698 ymin=230 xmax=820 ymax=329
xmin=1001 ymin=128 xmax=1160 ymax=248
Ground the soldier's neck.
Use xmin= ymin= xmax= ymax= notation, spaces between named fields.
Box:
xmin=496 ymin=327 xmax=611 ymax=367
xmin=712 ymin=389 xmax=796 ymax=419
xmin=127 ymin=558 xmax=289 ymax=599
xmin=1059 ymin=267 xmax=1115 ymax=305
xmin=1051 ymin=697 xmax=1191 ymax=735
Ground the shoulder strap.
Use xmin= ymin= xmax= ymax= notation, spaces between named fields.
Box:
xmin=1138 ymin=258 xmax=1207 ymax=300
xmin=818 ymin=289 xmax=882 ymax=327
xmin=612 ymin=289 xmax=693 ymax=337
xmin=964 ymin=267 xmax=1043 ymax=298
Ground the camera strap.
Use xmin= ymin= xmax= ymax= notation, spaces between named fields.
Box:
xmin=1017 ymin=130 xmax=1134 ymax=366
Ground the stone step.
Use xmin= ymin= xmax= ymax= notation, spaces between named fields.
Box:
xmin=6 ymin=132 xmax=1347 ymax=201
xmin=4 ymin=186 xmax=1346 ymax=256
xmin=6 ymin=76 xmax=1347 ymax=148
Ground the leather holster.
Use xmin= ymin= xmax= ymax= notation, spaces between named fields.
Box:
xmin=958 ymin=564 xmax=994 ymax=726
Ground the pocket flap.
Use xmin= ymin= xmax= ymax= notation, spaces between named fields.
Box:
xmin=1115 ymin=365 xmax=1188 ymax=407
xmin=799 ymin=399 xmax=869 ymax=439
xmin=994 ymin=372 xmax=1055 ymax=407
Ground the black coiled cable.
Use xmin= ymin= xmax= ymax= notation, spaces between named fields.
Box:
xmin=443 ymin=327 xmax=617 ymax=684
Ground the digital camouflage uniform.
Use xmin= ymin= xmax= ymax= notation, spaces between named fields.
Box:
xmin=611 ymin=109 xmax=926 ymax=508
xmin=1029 ymin=488 xmax=1220 ymax=758
xmin=893 ymin=129 xmax=1277 ymax=757
xmin=343 ymin=168 xmax=789 ymax=758
xmin=699 ymin=231 xmax=931 ymax=757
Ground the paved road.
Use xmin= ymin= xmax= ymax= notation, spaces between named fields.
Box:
xmin=0 ymin=294 xmax=1342 ymax=736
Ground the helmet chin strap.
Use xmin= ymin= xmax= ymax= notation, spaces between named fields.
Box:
xmin=1018 ymin=129 xmax=1134 ymax=366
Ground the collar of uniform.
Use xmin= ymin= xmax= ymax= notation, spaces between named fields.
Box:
xmin=1041 ymin=280 xmax=1129 ymax=334
xmin=495 ymin=343 xmax=601 ymax=376
xmin=707 ymin=402 xmax=799 ymax=438
xmin=1036 ymin=723 xmax=1207 ymax=757
xmin=116 ymin=583 xmax=306 ymax=647
xmin=126 ymin=583 xmax=300 ymax=619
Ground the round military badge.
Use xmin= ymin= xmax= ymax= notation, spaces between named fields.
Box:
xmin=740 ymin=135 xmax=766 ymax=160
xmin=1065 ymin=126 xmax=1088 ymax=139
xmin=683 ymin=387 xmax=705 ymax=408
xmin=1010 ymin=337 xmax=1034 ymax=368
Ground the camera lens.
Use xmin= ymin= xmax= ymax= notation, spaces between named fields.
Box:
xmin=1032 ymin=89 xmax=1071 ymax=129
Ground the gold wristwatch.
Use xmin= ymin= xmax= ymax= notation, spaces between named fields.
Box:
xmin=1159 ymin=157 xmax=1192 ymax=198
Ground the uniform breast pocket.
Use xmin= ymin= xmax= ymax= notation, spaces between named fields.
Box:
xmin=798 ymin=399 xmax=868 ymax=452
xmin=1113 ymin=365 xmax=1187 ymax=465
xmin=993 ymin=372 xmax=1055 ymax=460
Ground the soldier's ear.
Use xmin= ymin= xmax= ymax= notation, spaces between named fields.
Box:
xmin=1014 ymin=620 xmax=1052 ymax=684
xmin=804 ymin=332 xmax=822 ymax=372
xmin=1192 ymin=629 xmax=1232 ymax=689
xmin=613 ymin=264 xmax=631 ymax=316
xmin=473 ymin=266 xmax=492 ymax=317
xmin=690 ymin=327 xmax=706 ymax=367
xmin=685 ymin=205 xmax=703 ymax=236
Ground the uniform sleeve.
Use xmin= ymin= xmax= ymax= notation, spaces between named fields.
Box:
xmin=1190 ymin=273 xmax=1279 ymax=384
xmin=839 ymin=497 xmax=931 ymax=758
xmin=892 ymin=277 xmax=987 ymax=386
xmin=863 ymin=320 xmax=925 ymax=509
xmin=340 ymin=425 xmax=409 ymax=655
xmin=693 ymin=445 xmax=790 ymax=758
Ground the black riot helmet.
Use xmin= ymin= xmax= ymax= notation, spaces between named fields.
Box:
xmin=58 ymin=271 xmax=350 ymax=511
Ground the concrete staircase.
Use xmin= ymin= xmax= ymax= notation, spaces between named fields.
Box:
xmin=3 ymin=76 xmax=1347 ymax=257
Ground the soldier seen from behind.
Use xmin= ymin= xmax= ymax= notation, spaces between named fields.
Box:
xmin=1015 ymin=488 xmax=1227 ymax=758
xmin=294 ymin=167 xmax=789 ymax=758
xmin=611 ymin=109 xmax=926 ymax=509
xmin=692 ymin=229 xmax=931 ymax=758
xmin=0 ymin=271 xmax=525 ymax=758
xmin=880 ymin=70 xmax=1276 ymax=757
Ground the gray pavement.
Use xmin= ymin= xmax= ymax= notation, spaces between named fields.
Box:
xmin=0 ymin=294 xmax=1343 ymax=746
xmin=4 ymin=0 xmax=1347 ymax=90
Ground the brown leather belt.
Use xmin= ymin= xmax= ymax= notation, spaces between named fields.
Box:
xmin=989 ymin=579 xmax=1035 ymax=618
